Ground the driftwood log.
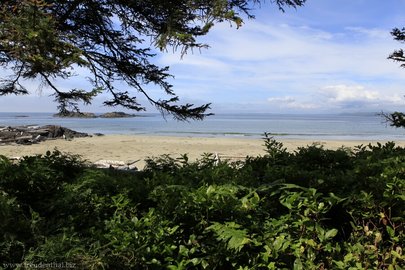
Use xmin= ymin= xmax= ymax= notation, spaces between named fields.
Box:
xmin=93 ymin=159 xmax=139 ymax=171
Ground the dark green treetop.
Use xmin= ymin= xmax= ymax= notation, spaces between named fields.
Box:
xmin=0 ymin=0 xmax=305 ymax=120
xmin=386 ymin=27 xmax=405 ymax=127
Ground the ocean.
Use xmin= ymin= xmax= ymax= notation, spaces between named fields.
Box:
xmin=0 ymin=112 xmax=404 ymax=141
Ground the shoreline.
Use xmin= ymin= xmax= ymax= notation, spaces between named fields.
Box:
xmin=1 ymin=134 xmax=405 ymax=169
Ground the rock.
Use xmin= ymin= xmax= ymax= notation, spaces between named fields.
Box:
xmin=0 ymin=125 xmax=89 ymax=145
xmin=40 ymin=125 xmax=88 ymax=139
xmin=99 ymin=112 xmax=136 ymax=118
xmin=45 ymin=125 xmax=64 ymax=138
xmin=0 ymin=131 xmax=17 ymax=139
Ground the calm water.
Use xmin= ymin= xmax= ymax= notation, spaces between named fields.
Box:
xmin=0 ymin=112 xmax=404 ymax=141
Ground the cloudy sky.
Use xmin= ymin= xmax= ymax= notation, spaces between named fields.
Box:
xmin=2 ymin=0 xmax=405 ymax=113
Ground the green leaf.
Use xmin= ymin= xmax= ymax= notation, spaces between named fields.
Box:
xmin=179 ymin=245 xmax=189 ymax=257
xmin=206 ymin=185 xmax=215 ymax=195
xmin=207 ymin=222 xmax=250 ymax=252
xmin=293 ymin=258 xmax=303 ymax=270
xmin=333 ymin=260 xmax=345 ymax=269
xmin=267 ymin=262 xmax=276 ymax=269
xmin=386 ymin=226 xmax=395 ymax=238
xmin=273 ymin=235 xmax=285 ymax=251
xmin=316 ymin=224 xmax=325 ymax=241
xmin=325 ymin=229 xmax=338 ymax=239
xmin=395 ymin=194 xmax=405 ymax=201
xmin=241 ymin=191 xmax=260 ymax=210
xmin=306 ymin=239 xmax=317 ymax=247
xmin=344 ymin=253 xmax=354 ymax=263
xmin=391 ymin=250 xmax=403 ymax=259
xmin=168 ymin=225 xmax=180 ymax=235
xmin=201 ymin=260 xmax=209 ymax=269
xmin=190 ymin=258 xmax=200 ymax=266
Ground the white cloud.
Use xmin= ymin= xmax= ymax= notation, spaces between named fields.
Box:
xmin=3 ymin=2 xmax=405 ymax=113
xmin=266 ymin=84 xmax=405 ymax=113
xmin=156 ymin=19 xmax=405 ymax=112
xmin=318 ymin=84 xmax=405 ymax=110
xmin=267 ymin=96 xmax=318 ymax=109
xmin=322 ymin=85 xmax=379 ymax=102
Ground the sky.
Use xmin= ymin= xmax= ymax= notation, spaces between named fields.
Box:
xmin=2 ymin=0 xmax=405 ymax=114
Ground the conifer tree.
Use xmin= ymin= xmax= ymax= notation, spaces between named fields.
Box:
xmin=0 ymin=0 xmax=305 ymax=120
xmin=386 ymin=27 xmax=405 ymax=127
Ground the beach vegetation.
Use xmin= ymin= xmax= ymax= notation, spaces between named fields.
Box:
xmin=0 ymin=137 xmax=404 ymax=269
xmin=0 ymin=0 xmax=305 ymax=120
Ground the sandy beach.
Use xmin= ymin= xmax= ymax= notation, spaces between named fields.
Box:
xmin=1 ymin=135 xmax=405 ymax=169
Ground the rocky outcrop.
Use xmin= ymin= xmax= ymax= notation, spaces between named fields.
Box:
xmin=99 ymin=112 xmax=136 ymax=118
xmin=0 ymin=125 xmax=89 ymax=145
xmin=53 ymin=112 xmax=97 ymax=118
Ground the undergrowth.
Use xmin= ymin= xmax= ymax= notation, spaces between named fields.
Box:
xmin=0 ymin=136 xmax=404 ymax=269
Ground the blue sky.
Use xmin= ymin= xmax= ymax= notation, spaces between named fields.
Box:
xmin=2 ymin=0 xmax=405 ymax=114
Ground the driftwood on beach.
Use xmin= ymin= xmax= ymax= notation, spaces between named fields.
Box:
xmin=0 ymin=125 xmax=89 ymax=145
xmin=0 ymin=125 xmax=140 ymax=170
xmin=93 ymin=159 xmax=139 ymax=171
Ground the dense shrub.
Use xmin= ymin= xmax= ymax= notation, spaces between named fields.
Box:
xmin=0 ymin=137 xmax=404 ymax=269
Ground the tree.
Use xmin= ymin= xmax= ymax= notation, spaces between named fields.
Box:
xmin=0 ymin=0 xmax=306 ymax=120
xmin=386 ymin=27 xmax=405 ymax=127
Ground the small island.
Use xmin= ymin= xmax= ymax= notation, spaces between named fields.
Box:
xmin=53 ymin=111 xmax=136 ymax=118
xmin=53 ymin=112 xmax=97 ymax=118
xmin=99 ymin=112 xmax=136 ymax=118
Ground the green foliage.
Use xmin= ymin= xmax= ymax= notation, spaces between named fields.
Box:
xmin=0 ymin=0 xmax=85 ymax=76
xmin=0 ymin=0 xmax=305 ymax=120
xmin=0 ymin=140 xmax=404 ymax=269
xmin=262 ymin=133 xmax=290 ymax=164
xmin=387 ymin=26 xmax=405 ymax=128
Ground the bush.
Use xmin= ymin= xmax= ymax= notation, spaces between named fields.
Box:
xmin=0 ymin=140 xmax=404 ymax=269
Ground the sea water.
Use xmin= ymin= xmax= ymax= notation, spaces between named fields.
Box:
xmin=0 ymin=112 xmax=404 ymax=141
